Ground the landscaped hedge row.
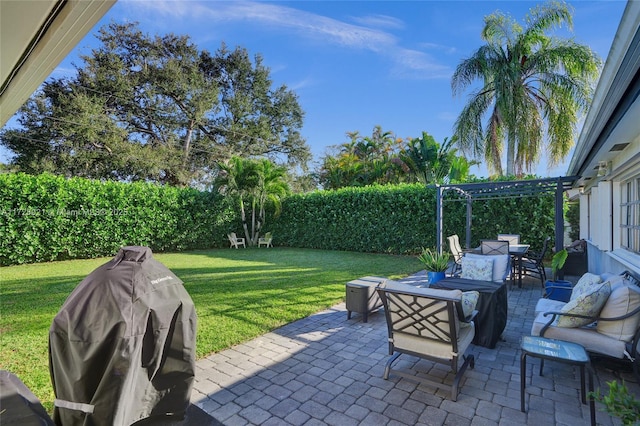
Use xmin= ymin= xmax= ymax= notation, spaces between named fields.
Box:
xmin=0 ymin=173 xmax=558 ymax=265
xmin=270 ymin=183 xmax=556 ymax=255
xmin=0 ymin=173 xmax=238 ymax=265
xmin=270 ymin=184 xmax=438 ymax=254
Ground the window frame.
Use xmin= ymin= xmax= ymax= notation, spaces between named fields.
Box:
xmin=620 ymin=175 xmax=640 ymax=254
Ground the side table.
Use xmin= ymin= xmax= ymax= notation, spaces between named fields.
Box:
xmin=520 ymin=335 xmax=595 ymax=426
xmin=346 ymin=276 xmax=386 ymax=322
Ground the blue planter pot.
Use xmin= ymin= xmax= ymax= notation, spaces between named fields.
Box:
xmin=426 ymin=271 xmax=446 ymax=285
xmin=544 ymin=280 xmax=573 ymax=302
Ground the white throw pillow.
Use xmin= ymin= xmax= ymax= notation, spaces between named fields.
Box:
xmin=557 ymin=282 xmax=611 ymax=328
xmin=596 ymin=284 xmax=640 ymax=341
xmin=461 ymin=256 xmax=493 ymax=281
xmin=570 ymin=272 xmax=603 ymax=302
xmin=466 ymin=253 xmax=510 ymax=282
xmin=461 ymin=291 xmax=479 ymax=318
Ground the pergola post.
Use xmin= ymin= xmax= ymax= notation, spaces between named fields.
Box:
xmin=436 ymin=185 xmax=443 ymax=254
xmin=555 ymin=178 xmax=566 ymax=280
xmin=466 ymin=196 xmax=472 ymax=250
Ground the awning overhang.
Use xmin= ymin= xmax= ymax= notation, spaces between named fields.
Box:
xmin=567 ymin=1 xmax=640 ymax=188
xmin=0 ymin=0 xmax=115 ymax=126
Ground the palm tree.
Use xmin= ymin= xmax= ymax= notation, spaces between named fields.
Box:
xmin=451 ymin=1 xmax=600 ymax=176
xmin=214 ymin=156 xmax=289 ymax=245
xmin=253 ymin=158 xmax=289 ymax=244
xmin=400 ymin=132 xmax=477 ymax=184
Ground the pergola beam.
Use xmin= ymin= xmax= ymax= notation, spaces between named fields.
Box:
xmin=435 ymin=177 xmax=577 ymax=255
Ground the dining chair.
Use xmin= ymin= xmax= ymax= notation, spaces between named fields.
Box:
xmin=521 ymin=237 xmax=551 ymax=286
xmin=447 ymin=234 xmax=465 ymax=276
xmin=498 ymin=234 xmax=520 ymax=246
xmin=481 ymin=240 xmax=509 ymax=255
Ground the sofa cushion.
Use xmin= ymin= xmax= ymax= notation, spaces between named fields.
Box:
xmin=461 ymin=256 xmax=494 ymax=281
xmin=461 ymin=291 xmax=479 ymax=318
xmin=596 ymin=284 xmax=640 ymax=341
xmin=570 ymin=272 xmax=603 ymax=301
xmin=465 ymin=253 xmax=510 ymax=282
xmin=603 ymin=273 xmax=626 ymax=292
xmin=531 ymin=311 xmax=626 ymax=359
xmin=557 ymin=282 xmax=611 ymax=328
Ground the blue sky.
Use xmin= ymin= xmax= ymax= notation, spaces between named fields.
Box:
xmin=1 ymin=0 xmax=628 ymax=177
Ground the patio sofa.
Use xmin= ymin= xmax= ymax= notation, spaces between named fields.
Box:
xmin=531 ymin=271 xmax=640 ymax=380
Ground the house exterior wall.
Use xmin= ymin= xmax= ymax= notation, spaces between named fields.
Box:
xmin=580 ymin=135 xmax=640 ymax=277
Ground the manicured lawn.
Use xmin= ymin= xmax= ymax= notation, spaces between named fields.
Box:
xmin=0 ymin=247 xmax=422 ymax=412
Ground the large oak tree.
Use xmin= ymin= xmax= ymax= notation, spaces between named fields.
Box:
xmin=1 ymin=22 xmax=310 ymax=186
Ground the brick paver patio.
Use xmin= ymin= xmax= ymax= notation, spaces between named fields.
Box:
xmin=190 ymin=274 xmax=638 ymax=425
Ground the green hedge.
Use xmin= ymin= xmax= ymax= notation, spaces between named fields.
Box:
xmin=270 ymin=183 xmax=556 ymax=255
xmin=0 ymin=173 xmax=558 ymax=265
xmin=270 ymin=184 xmax=437 ymax=254
xmin=0 ymin=173 xmax=237 ymax=265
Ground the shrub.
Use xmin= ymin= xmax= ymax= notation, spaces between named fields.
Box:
xmin=0 ymin=173 xmax=237 ymax=265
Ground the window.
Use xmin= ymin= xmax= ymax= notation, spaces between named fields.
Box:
xmin=621 ymin=175 xmax=640 ymax=254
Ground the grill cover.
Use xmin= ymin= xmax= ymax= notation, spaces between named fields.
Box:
xmin=49 ymin=246 xmax=197 ymax=426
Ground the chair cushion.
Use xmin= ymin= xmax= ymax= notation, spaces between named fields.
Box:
xmin=531 ymin=312 xmax=627 ymax=359
xmin=460 ymin=256 xmax=493 ymax=281
xmin=465 ymin=253 xmax=510 ymax=282
xmin=570 ymin=272 xmax=603 ymax=301
xmin=461 ymin=291 xmax=479 ymax=318
xmin=596 ymin=284 xmax=640 ymax=341
xmin=557 ymin=282 xmax=611 ymax=328
xmin=394 ymin=319 xmax=475 ymax=360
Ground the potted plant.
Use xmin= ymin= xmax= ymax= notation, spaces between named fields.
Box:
xmin=545 ymin=248 xmax=572 ymax=301
xmin=417 ymin=248 xmax=450 ymax=284
xmin=551 ymin=248 xmax=568 ymax=280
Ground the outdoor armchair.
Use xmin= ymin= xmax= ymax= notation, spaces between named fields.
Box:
xmin=258 ymin=232 xmax=273 ymax=248
xmin=227 ymin=232 xmax=246 ymax=249
xmin=376 ymin=280 xmax=477 ymax=401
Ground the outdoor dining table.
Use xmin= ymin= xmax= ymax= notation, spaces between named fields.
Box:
xmin=430 ymin=277 xmax=507 ymax=349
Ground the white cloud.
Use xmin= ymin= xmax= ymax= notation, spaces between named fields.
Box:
xmin=287 ymin=77 xmax=316 ymax=91
xmin=123 ymin=0 xmax=450 ymax=78
xmin=350 ymin=14 xmax=405 ymax=30
xmin=51 ymin=67 xmax=76 ymax=78
xmin=421 ymin=42 xmax=458 ymax=55
xmin=390 ymin=48 xmax=451 ymax=79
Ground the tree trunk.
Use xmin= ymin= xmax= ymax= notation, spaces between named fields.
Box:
xmin=505 ymin=132 xmax=516 ymax=176
xmin=183 ymin=121 xmax=193 ymax=167
xmin=240 ymin=199 xmax=251 ymax=243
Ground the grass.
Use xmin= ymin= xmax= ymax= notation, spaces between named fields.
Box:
xmin=0 ymin=247 xmax=423 ymax=413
